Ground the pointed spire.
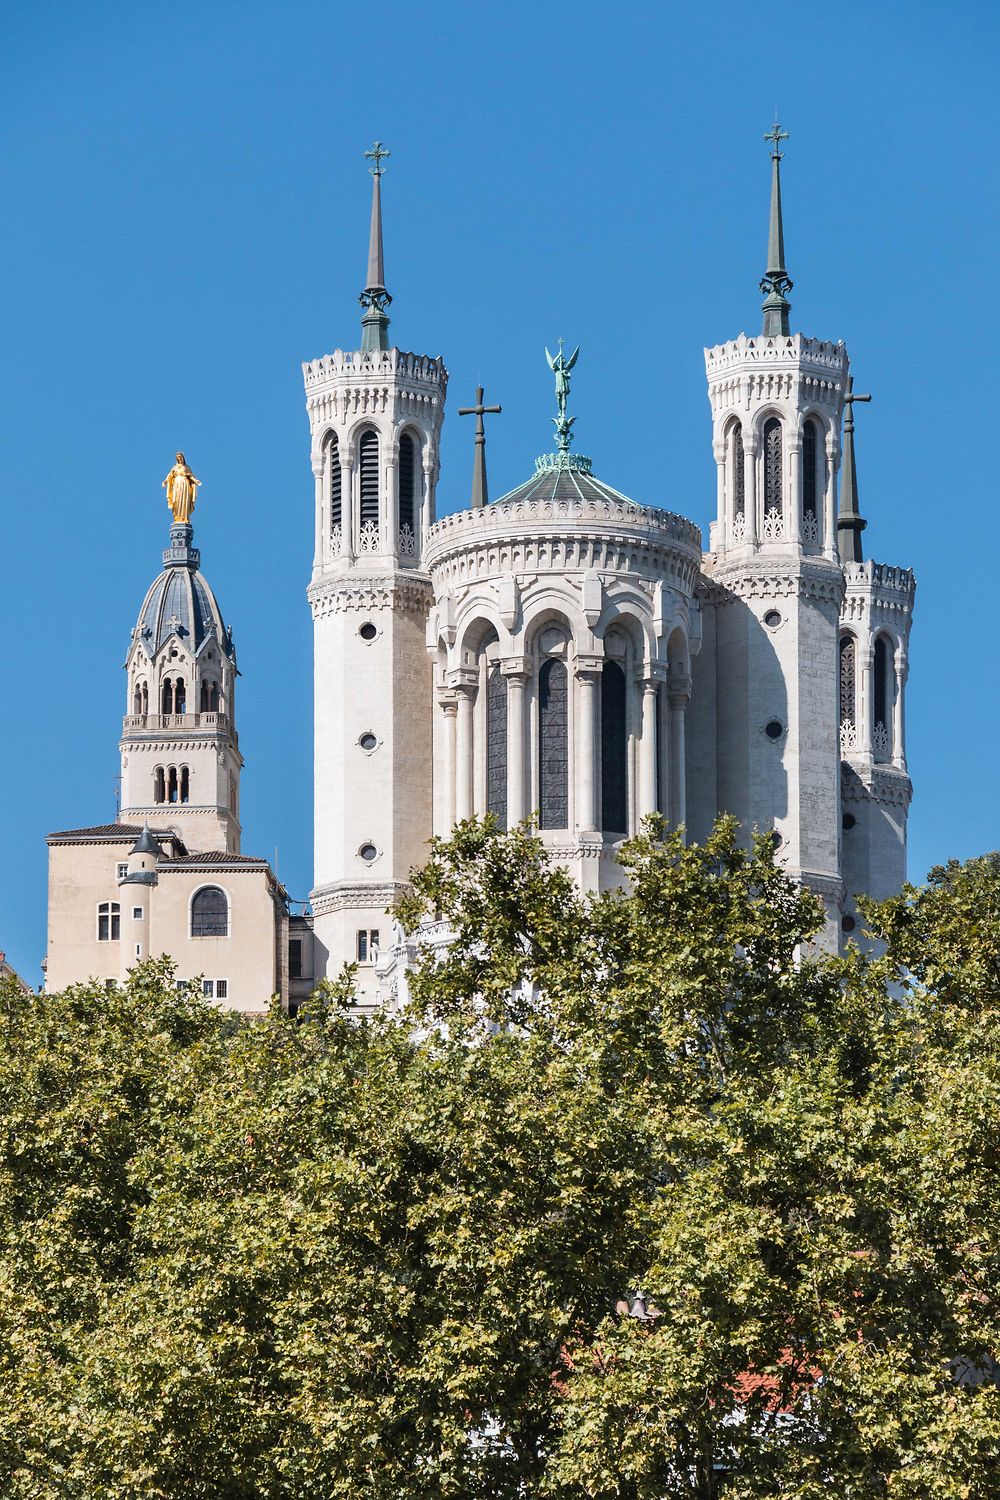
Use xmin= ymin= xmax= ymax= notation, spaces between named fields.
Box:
xmin=838 ymin=377 xmax=872 ymax=565
xmin=359 ymin=141 xmax=392 ymax=353
xmin=760 ymin=121 xmax=793 ymax=338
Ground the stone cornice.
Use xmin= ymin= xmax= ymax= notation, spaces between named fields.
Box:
xmin=841 ymin=560 xmax=916 ymax=625
xmin=705 ymin=558 xmax=846 ymax=607
xmin=841 ymin=761 xmax=913 ymax=809
xmin=308 ymin=573 xmax=433 ymax=619
xmin=310 ymin=879 xmax=412 ymax=917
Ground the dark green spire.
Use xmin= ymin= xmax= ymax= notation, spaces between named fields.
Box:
xmin=838 ymin=376 xmax=872 ymax=565
xmin=760 ymin=122 xmax=793 ymax=338
xmin=360 ymin=141 xmax=392 ymax=353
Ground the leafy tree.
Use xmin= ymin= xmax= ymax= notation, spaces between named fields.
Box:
xmin=0 ymin=825 xmax=997 ymax=1497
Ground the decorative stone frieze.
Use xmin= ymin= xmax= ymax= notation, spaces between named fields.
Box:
xmin=307 ymin=574 xmax=433 ymax=619
xmin=310 ymin=880 xmax=412 ymax=917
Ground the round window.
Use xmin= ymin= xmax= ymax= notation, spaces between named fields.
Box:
xmin=359 ymin=732 xmax=378 ymax=752
xmin=764 ymin=720 xmax=784 ymax=740
xmin=359 ymin=843 xmax=378 ymax=863
xmin=359 ymin=622 xmax=378 ymax=642
xmin=842 ymin=914 xmax=856 ymax=934
xmin=763 ymin=609 xmax=781 ymax=628
xmin=842 ymin=813 xmax=856 ymax=831
xmin=770 ymin=830 xmax=782 ymax=850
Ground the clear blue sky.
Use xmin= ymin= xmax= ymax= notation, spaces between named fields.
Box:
xmin=2 ymin=0 xmax=997 ymax=984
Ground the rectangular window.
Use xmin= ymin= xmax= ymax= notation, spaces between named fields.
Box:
xmin=97 ymin=903 xmax=120 ymax=941
xmin=216 ymin=979 xmax=228 ymax=1000
xmin=289 ymin=939 xmax=302 ymax=980
xmin=132 ymin=907 xmax=143 ymax=920
xmin=202 ymin=979 xmax=213 ymax=997
xmin=356 ymin=929 xmax=380 ymax=964
xmin=116 ymin=863 xmax=129 ymax=880
xmin=201 ymin=979 xmax=229 ymax=1000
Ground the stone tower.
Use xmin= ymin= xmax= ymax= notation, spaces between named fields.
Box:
xmin=304 ymin=144 xmax=446 ymax=996
xmin=120 ymin=507 xmax=242 ymax=853
xmin=836 ymin=380 xmax=914 ymax=922
xmin=697 ymin=125 xmax=849 ymax=946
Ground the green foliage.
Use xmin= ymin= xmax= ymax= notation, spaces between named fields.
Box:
xmin=1 ymin=825 xmax=998 ymax=1496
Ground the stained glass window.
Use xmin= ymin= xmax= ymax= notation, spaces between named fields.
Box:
xmin=803 ymin=419 xmax=818 ymax=521
xmin=191 ymin=886 xmax=228 ymax=938
xmin=487 ymin=664 xmax=507 ymax=825
xmin=538 ymin=658 xmax=568 ymax=830
xmin=763 ymin=418 xmax=783 ymax=519
xmin=839 ymin=636 xmax=856 ymax=730
xmin=731 ymin=422 xmax=745 ymax=517
xmin=398 ymin=433 xmax=416 ymax=536
xmin=601 ymin=661 xmax=627 ymax=834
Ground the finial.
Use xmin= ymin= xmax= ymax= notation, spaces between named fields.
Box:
xmin=545 ymin=339 xmax=580 ymax=455
xmin=458 ymin=385 xmax=502 ymax=508
xmin=838 ymin=376 xmax=873 ymax=565
xmin=760 ymin=119 xmax=793 ymax=338
xmin=360 ymin=141 xmax=392 ymax=352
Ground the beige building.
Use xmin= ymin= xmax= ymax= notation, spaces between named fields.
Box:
xmin=45 ymin=516 xmax=316 ymax=1015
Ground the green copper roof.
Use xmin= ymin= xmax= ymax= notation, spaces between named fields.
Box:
xmin=760 ymin=123 xmax=793 ymax=338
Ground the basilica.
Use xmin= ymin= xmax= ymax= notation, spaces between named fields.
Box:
xmin=44 ymin=131 xmax=915 ymax=1009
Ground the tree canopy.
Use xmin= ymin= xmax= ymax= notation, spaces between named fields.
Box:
xmin=1 ymin=822 xmax=998 ymax=1497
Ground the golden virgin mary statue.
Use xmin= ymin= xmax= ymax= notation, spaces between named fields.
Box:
xmin=163 ymin=452 xmax=201 ymax=524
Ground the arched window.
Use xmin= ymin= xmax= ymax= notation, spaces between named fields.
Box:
xmin=802 ymin=418 xmax=819 ymax=537
xmin=174 ymin=677 xmax=186 ymax=715
xmin=839 ymin=636 xmax=857 ymax=751
xmin=398 ymin=432 xmax=417 ymax=544
xmin=486 ymin=664 xmax=507 ymax=824
xmin=97 ymin=902 xmax=120 ymax=941
xmin=538 ymin=658 xmax=568 ymax=830
xmin=729 ymin=419 xmax=745 ymax=529
xmin=763 ymin=417 xmax=783 ymax=538
xmin=154 ymin=766 xmax=165 ymax=804
xmin=180 ymin=765 xmax=190 ymax=803
xmin=359 ymin=429 xmax=379 ymax=533
xmin=133 ymin=681 xmax=145 ymax=716
xmin=167 ymin=766 xmax=179 ymax=803
xmin=873 ymin=637 xmax=894 ymax=760
xmin=200 ymin=680 xmax=219 ymax=713
xmin=601 ymin=661 xmax=628 ymax=835
xmin=326 ymin=431 xmax=342 ymax=534
xmin=161 ymin=679 xmax=174 ymax=715
xmin=191 ymin=886 xmax=229 ymax=938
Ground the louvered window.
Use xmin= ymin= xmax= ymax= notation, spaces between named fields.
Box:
xmin=601 ymin=661 xmax=627 ymax=835
xmin=326 ymin=432 xmax=342 ymax=530
xmin=398 ymin=433 xmax=416 ymax=535
xmin=538 ymin=659 xmax=568 ymax=830
xmin=763 ymin=418 xmax=782 ymax=518
xmin=731 ymin=422 xmax=745 ymax=518
xmin=802 ymin=419 xmax=818 ymax=521
xmin=359 ymin=430 xmax=379 ymax=528
xmin=486 ymin=664 xmax=507 ymax=825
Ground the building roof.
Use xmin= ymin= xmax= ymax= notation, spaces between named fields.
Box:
xmin=46 ymin=823 xmax=178 ymax=844
xmin=132 ymin=523 xmax=235 ymax=663
xmin=160 ymin=852 xmax=271 ymax=868
xmin=494 ymin=456 xmax=642 ymax=509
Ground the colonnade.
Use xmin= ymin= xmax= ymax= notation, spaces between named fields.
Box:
xmin=436 ymin=656 xmax=690 ymax=837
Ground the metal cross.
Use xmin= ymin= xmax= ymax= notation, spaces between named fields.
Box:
xmin=844 ymin=379 xmax=872 ymax=432
xmin=365 ymin=140 xmax=390 ymax=176
xmin=458 ymin=385 xmax=502 ymax=510
xmin=764 ymin=120 xmax=790 ymax=158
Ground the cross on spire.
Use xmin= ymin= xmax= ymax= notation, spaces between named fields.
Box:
xmin=760 ymin=119 xmax=793 ymax=337
xmin=764 ymin=120 xmax=789 ymax=158
xmin=458 ymin=385 xmax=502 ymax=509
xmin=365 ymin=140 xmax=390 ymax=176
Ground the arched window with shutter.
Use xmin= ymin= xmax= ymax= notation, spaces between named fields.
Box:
xmin=839 ymin=635 xmax=857 ymax=752
xmin=358 ymin=429 xmax=379 ymax=544
xmin=191 ymin=886 xmax=229 ymax=938
xmin=601 ymin=661 xmax=628 ymax=835
xmin=728 ymin=419 xmax=745 ymax=539
xmin=398 ymin=432 xmax=417 ymax=554
xmin=486 ymin=664 xmax=507 ymax=825
xmin=873 ymin=636 xmax=894 ymax=760
xmin=538 ymin=659 xmax=568 ymax=830
xmin=762 ymin=417 xmax=783 ymax=539
xmin=802 ymin=418 xmax=819 ymax=538
xmin=326 ymin=431 xmax=342 ymax=536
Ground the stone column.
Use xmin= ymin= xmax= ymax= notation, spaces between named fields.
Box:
xmin=788 ymin=435 xmax=802 ymax=548
xmin=823 ymin=435 xmax=839 ymax=561
xmin=669 ymin=675 xmax=691 ymax=834
xmin=441 ymin=697 xmax=458 ymax=830
xmin=385 ymin=450 xmax=399 ymax=559
xmin=893 ymin=649 xmax=908 ymax=771
xmin=744 ymin=437 xmax=759 ymax=548
xmin=575 ymin=663 xmax=601 ymax=834
xmin=312 ymin=456 xmax=325 ymax=571
xmin=713 ymin=436 xmax=726 ymax=549
xmin=502 ymin=658 xmax=531 ymax=826
xmin=638 ymin=677 xmax=658 ymax=820
xmin=341 ymin=456 xmax=356 ymax=563
xmin=859 ymin=643 xmax=874 ymax=762
xmin=452 ymin=672 xmax=478 ymax=822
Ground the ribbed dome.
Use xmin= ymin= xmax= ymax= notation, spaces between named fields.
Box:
xmin=494 ymin=452 xmax=641 ymax=509
xmin=133 ymin=524 xmax=234 ymax=662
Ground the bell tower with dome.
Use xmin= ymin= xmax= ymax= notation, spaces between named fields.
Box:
xmin=303 ymin=144 xmax=446 ymax=995
xmin=119 ymin=461 xmax=243 ymax=853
